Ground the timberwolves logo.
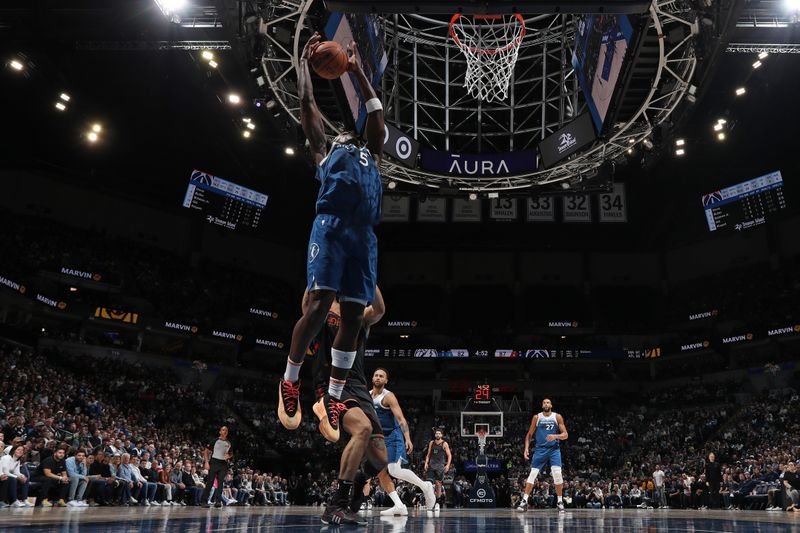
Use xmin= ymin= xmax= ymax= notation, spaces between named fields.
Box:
xmin=309 ymin=243 xmax=320 ymax=263
xmin=190 ymin=169 xmax=213 ymax=185
xmin=702 ymin=191 xmax=722 ymax=206
xmin=557 ymin=133 xmax=577 ymax=154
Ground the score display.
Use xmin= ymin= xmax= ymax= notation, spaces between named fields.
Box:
xmin=475 ymin=384 xmax=491 ymax=402
xmin=182 ymin=170 xmax=268 ymax=231
xmin=702 ymin=170 xmax=786 ymax=232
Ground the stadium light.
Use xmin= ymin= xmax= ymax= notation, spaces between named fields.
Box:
xmin=788 ymin=0 xmax=800 ymax=10
xmin=675 ymin=148 xmax=685 ymax=156
xmin=387 ymin=180 xmax=397 ymax=190
xmin=246 ymin=122 xmax=255 ymax=130
xmin=469 ymin=192 xmax=478 ymax=201
xmin=92 ymin=123 xmax=102 ymax=133
xmin=758 ymin=51 xmax=769 ymax=60
xmin=713 ymin=123 xmax=724 ymax=131
xmin=242 ymin=130 xmax=251 ymax=139
xmin=717 ymin=132 xmax=726 ymax=141
xmin=284 ymin=146 xmax=295 ymax=155
xmin=675 ymin=138 xmax=685 ymax=146
xmin=736 ymin=87 xmax=746 ymax=96
xmin=242 ymin=117 xmax=252 ymax=123
xmin=87 ymin=132 xmax=99 ymax=143
xmin=228 ymin=93 xmax=241 ymax=104
xmin=59 ymin=93 xmax=71 ymax=102
xmin=201 ymin=50 xmax=214 ymax=61
xmin=69 ymin=287 xmax=78 ymax=292
xmin=627 ymin=148 xmax=633 ymax=154
xmin=9 ymin=59 xmax=24 ymax=71
xmin=752 ymin=60 xmax=762 ymax=69
xmin=208 ymin=60 xmax=218 ymax=69
xmin=55 ymin=102 xmax=66 ymax=111
xmin=628 ymin=138 xmax=635 ymax=144
xmin=717 ymin=118 xmax=727 ymax=125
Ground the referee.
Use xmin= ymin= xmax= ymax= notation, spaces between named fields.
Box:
xmin=201 ymin=425 xmax=232 ymax=508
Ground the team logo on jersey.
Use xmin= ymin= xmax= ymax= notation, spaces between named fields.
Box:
xmin=309 ymin=243 xmax=320 ymax=263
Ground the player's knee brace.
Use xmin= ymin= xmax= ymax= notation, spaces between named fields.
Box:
xmin=527 ymin=468 xmax=540 ymax=485
xmin=551 ymin=466 xmax=563 ymax=485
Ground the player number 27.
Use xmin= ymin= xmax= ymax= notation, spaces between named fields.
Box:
xmin=545 ymin=423 xmax=555 ymax=430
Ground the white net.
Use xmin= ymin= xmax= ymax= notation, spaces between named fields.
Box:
xmin=450 ymin=14 xmax=526 ymax=103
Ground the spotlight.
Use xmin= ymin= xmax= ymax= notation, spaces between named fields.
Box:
xmin=469 ymin=192 xmax=478 ymax=201
xmin=208 ymin=60 xmax=218 ymax=69
xmin=242 ymin=130 xmax=251 ymax=138
xmin=228 ymin=93 xmax=241 ymax=104
xmin=643 ymin=139 xmax=654 ymax=150
xmin=752 ymin=60 xmax=762 ymax=69
xmin=717 ymin=132 xmax=726 ymax=141
xmin=59 ymin=93 xmax=71 ymax=102
xmin=560 ymin=182 xmax=570 ymax=190
xmin=675 ymin=148 xmax=685 ymax=156
xmin=242 ymin=117 xmax=252 ymax=123
xmin=716 ymin=118 xmax=727 ymax=125
xmin=265 ymin=100 xmax=277 ymax=110
xmin=9 ymin=59 xmax=23 ymax=71
xmin=246 ymin=122 xmax=255 ymax=130
xmin=55 ymin=102 xmax=66 ymax=111
xmin=627 ymin=148 xmax=633 ymax=154
xmin=87 ymin=132 xmax=99 ymax=143
xmin=387 ymin=180 xmax=397 ymax=190
xmin=284 ymin=146 xmax=295 ymax=155
xmin=736 ymin=87 xmax=746 ymax=96
xmin=628 ymin=138 xmax=635 ymax=144
xmin=201 ymin=50 xmax=214 ymax=61
xmin=713 ymin=123 xmax=723 ymax=131
xmin=758 ymin=51 xmax=768 ymax=60
xmin=675 ymin=138 xmax=685 ymax=146
xmin=69 ymin=287 xmax=78 ymax=292
xmin=92 ymin=124 xmax=102 ymax=133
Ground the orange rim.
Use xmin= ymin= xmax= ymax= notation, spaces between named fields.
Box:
xmin=449 ymin=13 xmax=526 ymax=56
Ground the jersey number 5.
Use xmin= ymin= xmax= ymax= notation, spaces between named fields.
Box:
xmin=359 ymin=150 xmax=370 ymax=167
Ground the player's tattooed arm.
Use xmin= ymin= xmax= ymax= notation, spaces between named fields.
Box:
xmin=385 ymin=391 xmax=413 ymax=453
xmin=298 ymin=33 xmax=327 ymax=165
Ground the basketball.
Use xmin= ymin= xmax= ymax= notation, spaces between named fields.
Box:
xmin=310 ymin=41 xmax=348 ymax=80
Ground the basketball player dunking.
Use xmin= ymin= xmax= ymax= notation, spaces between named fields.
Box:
xmin=424 ymin=429 xmax=452 ymax=510
xmin=278 ymin=32 xmax=384 ymax=441
xmin=371 ymin=368 xmax=436 ymax=514
xmin=517 ymin=398 xmax=569 ymax=513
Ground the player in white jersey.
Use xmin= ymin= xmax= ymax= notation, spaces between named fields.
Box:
xmin=517 ymin=398 xmax=568 ymax=513
xmin=371 ymin=368 xmax=436 ymax=514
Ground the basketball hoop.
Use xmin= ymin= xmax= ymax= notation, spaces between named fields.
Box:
xmin=450 ymin=13 xmax=526 ymax=103
xmin=476 ymin=429 xmax=488 ymax=454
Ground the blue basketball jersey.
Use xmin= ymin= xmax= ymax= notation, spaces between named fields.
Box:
xmin=316 ymin=143 xmax=382 ymax=227
xmin=372 ymin=389 xmax=400 ymax=436
xmin=534 ymin=412 xmax=560 ymax=449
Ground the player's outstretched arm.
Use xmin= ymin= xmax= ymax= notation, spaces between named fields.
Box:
xmin=523 ymin=414 xmax=538 ymax=460
xmin=299 ymin=33 xmax=327 ymax=166
xmin=384 ymin=391 xmax=412 ymax=453
xmin=364 ymin=285 xmax=385 ymax=327
xmin=346 ymin=41 xmax=384 ymax=164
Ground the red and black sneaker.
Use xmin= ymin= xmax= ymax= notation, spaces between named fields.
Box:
xmin=321 ymin=504 xmax=367 ymax=526
xmin=278 ymin=379 xmax=302 ymax=430
xmin=322 ymin=393 xmax=348 ymax=442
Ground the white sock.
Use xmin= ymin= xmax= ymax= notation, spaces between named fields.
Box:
xmin=328 ymin=377 xmax=346 ymax=400
xmin=387 ymin=462 xmax=427 ymax=490
xmin=388 ymin=491 xmax=403 ymax=507
xmin=283 ymin=357 xmax=302 ymax=383
xmin=522 ymin=493 xmax=529 ymax=503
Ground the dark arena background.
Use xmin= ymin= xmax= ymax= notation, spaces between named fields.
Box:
xmin=1 ymin=0 xmax=800 ymax=531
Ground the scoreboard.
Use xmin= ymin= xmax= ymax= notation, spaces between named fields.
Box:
xmin=702 ymin=170 xmax=786 ymax=232
xmin=182 ymin=170 xmax=268 ymax=231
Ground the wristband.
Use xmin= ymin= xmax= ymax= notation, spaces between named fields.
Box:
xmin=365 ymin=97 xmax=383 ymax=113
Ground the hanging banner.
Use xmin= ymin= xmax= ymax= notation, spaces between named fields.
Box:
xmin=381 ymin=196 xmax=410 ymax=222
xmin=417 ymin=197 xmax=447 ymax=222
xmin=527 ymin=197 xmax=556 ymax=222
xmin=598 ymin=183 xmax=628 ymax=223
xmin=420 ymin=148 xmax=537 ymax=176
xmin=489 ymin=198 xmax=517 ymax=220
xmin=452 ymin=198 xmax=482 ymax=222
xmin=562 ymin=194 xmax=592 ymax=223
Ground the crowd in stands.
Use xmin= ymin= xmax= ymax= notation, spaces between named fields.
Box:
xmin=2 ymin=335 xmax=800 ymax=514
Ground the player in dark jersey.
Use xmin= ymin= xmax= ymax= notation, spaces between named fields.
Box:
xmin=278 ymin=32 xmax=384 ymax=442
xmin=424 ymin=429 xmax=452 ymax=510
xmin=308 ymin=287 xmax=393 ymax=525
xmin=517 ymin=398 xmax=569 ymax=513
